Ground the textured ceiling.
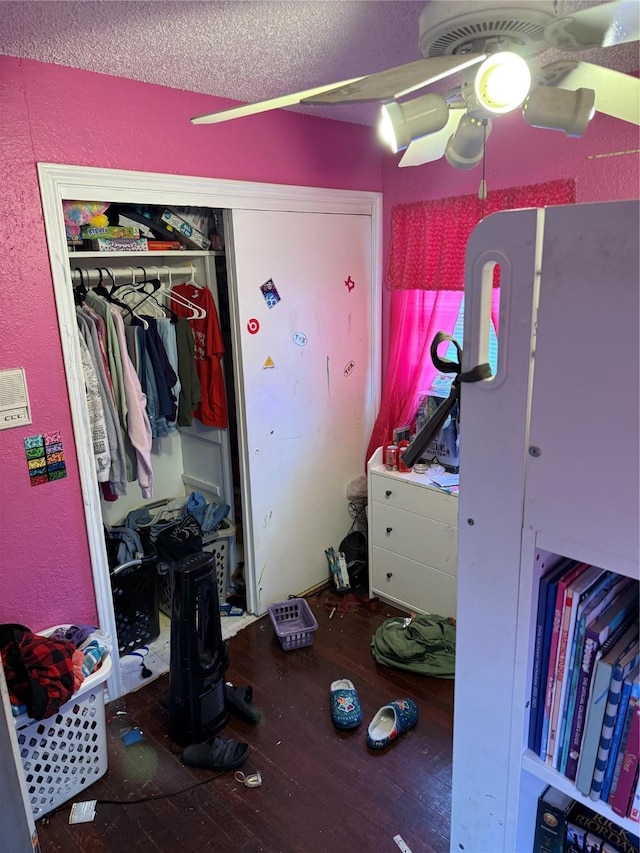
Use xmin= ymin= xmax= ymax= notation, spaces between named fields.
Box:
xmin=1 ymin=0 xmax=638 ymax=125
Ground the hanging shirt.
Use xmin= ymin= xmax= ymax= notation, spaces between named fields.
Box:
xmin=170 ymin=284 xmax=228 ymax=428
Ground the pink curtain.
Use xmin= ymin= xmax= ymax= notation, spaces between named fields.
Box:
xmin=366 ymin=289 xmax=462 ymax=463
xmin=365 ymin=179 xmax=575 ymax=466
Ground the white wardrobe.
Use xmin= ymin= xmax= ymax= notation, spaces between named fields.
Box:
xmin=39 ymin=164 xmax=381 ymax=700
xmin=450 ymin=200 xmax=639 ymax=851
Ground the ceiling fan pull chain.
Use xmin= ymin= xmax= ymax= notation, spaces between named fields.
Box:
xmin=478 ymin=120 xmax=488 ymax=210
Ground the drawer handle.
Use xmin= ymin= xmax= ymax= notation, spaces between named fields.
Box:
xmin=386 ymin=572 xmax=393 ymax=580
xmin=385 ymin=490 xmax=392 ymax=498
xmin=385 ymin=527 xmax=393 ymax=534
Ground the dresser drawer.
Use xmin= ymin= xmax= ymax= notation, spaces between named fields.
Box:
xmin=370 ymin=546 xmax=457 ymax=618
xmin=370 ymin=474 xmax=458 ymax=526
xmin=371 ymin=502 xmax=457 ymax=575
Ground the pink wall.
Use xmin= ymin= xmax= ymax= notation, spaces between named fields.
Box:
xmin=378 ymin=102 xmax=640 ymax=371
xmin=0 ymin=56 xmax=383 ymax=631
xmin=1 ymin=54 xmax=637 ymax=634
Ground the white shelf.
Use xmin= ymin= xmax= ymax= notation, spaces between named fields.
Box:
xmin=68 ymin=249 xmax=223 ymax=258
xmin=521 ymin=750 xmax=640 ymax=836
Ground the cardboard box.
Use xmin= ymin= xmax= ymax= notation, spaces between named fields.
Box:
xmin=159 ymin=210 xmax=211 ymax=250
xmin=147 ymin=241 xmax=183 ymax=251
xmin=91 ymin=238 xmax=149 ymax=252
xmin=81 ymin=226 xmax=140 ymax=239
xmin=415 ymin=389 xmax=460 ymax=472
xmin=167 ymin=207 xmax=210 ymax=235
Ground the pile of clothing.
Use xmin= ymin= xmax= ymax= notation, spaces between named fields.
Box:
xmin=0 ymin=623 xmax=111 ymax=720
xmin=105 ymin=490 xmax=230 ymax=574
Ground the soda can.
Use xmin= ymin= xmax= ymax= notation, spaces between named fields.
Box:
xmin=385 ymin=444 xmax=398 ymax=471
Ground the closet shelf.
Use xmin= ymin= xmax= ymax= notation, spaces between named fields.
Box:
xmin=68 ymin=250 xmax=224 ymax=258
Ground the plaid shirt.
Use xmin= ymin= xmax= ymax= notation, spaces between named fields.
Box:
xmin=0 ymin=624 xmax=76 ymax=720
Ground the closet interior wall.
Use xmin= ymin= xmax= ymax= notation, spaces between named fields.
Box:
xmin=69 ymin=229 xmax=241 ymax=655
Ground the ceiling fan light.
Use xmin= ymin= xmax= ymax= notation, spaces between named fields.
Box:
xmin=522 ymin=86 xmax=596 ymax=138
xmin=445 ymin=114 xmax=492 ymax=170
xmin=474 ymin=51 xmax=532 ymax=115
xmin=379 ymin=94 xmax=450 ymax=153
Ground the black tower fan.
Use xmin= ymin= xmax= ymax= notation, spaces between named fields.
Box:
xmin=168 ymin=552 xmax=229 ymax=746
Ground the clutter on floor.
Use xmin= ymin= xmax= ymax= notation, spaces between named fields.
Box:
xmin=370 ymin=614 xmax=456 ymax=678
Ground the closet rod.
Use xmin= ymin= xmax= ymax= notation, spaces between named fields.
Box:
xmin=71 ymin=265 xmax=195 ymax=284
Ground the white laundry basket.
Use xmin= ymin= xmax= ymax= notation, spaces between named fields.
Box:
xmin=14 ymin=643 xmax=113 ymax=819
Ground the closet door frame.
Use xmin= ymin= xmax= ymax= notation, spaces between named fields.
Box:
xmin=38 ymin=163 xmax=382 ymax=700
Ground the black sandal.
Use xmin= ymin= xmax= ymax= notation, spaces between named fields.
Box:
xmin=226 ymin=683 xmax=263 ymax=725
xmin=182 ymin=736 xmax=249 ymax=770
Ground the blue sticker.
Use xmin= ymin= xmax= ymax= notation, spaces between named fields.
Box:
xmin=260 ymin=278 xmax=281 ymax=309
xmin=292 ymin=332 xmax=308 ymax=347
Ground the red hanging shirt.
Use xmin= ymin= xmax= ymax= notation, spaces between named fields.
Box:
xmin=170 ymin=283 xmax=228 ymax=428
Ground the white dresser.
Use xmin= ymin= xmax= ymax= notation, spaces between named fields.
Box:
xmin=367 ymin=447 xmax=458 ymax=617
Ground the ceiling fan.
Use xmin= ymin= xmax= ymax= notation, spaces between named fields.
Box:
xmin=191 ymin=0 xmax=640 ymax=170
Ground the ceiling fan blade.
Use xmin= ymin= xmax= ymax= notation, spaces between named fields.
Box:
xmin=542 ymin=60 xmax=640 ymax=125
xmin=190 ymin=78 xmax=364 ymax=124
xmin=544 ymin=0 xmax=639 ymax=49
xmin=399 ymin=108 xmax=465 ymax=168
xmin=301 ymin=54 xmax=486 ymax=105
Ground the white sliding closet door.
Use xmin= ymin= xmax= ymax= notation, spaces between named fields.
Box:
xmin=229 ymin=209 xmax=374 ymax=613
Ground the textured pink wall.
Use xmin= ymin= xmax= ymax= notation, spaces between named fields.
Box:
xmin=0 ymin=56 xmax=382 ymax=631
xmin=379 ymin=102 xmax=640 ymax=371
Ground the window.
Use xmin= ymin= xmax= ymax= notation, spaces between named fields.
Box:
xmin=430 ymin=296 xmax=499 ymax=393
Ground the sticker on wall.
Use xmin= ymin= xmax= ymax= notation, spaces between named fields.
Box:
xmin=247 ymin=318 xmax=260 ymax=335
xmin=263 ymin=356 xmax=275 ymax=370
xmin=343 ymin=360 xmax=355 ymax=377
xmin=260 ymin=278 xmax=281 ymax=309
xmin=292 ymin=332 xmax=308 ymax=347
xmin=344 ymin=275 xmax=355 ymax=293
xmin=24 ymin=430 xmax=67 ymax=486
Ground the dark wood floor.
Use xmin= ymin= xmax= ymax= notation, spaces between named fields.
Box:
xmin=35 ymin=591 xmax=454 ymax=853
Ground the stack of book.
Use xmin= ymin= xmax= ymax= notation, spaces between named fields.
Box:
xmin=533 ymin=785 xmax=638 ymax=853
xmin=528 ymin=559 xmax=639 ymax=819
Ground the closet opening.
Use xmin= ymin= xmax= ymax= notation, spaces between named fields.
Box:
xmin=65 ymin=200 xmax=252 ymax=695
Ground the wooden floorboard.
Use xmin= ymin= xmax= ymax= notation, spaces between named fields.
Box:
xmin=35 ymin=592 xmax=454 ymax=853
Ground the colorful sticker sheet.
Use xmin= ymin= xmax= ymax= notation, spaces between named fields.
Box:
xmin=24 ymin=431 xmax=67 ymax=486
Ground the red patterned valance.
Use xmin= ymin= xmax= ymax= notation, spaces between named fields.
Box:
xmin=386 ymin=179 xmax=576 ymax=290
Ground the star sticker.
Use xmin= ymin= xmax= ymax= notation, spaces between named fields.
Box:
xmin=344 ymin=275 xmax=355 ymax=292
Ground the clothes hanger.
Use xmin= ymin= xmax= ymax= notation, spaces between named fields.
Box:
xmin=73 ymin=268 xmax=87 ymax=306
xmin=164 ymin=265 xmax=206 ymax=319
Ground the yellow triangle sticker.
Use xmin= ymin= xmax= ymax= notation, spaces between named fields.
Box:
xmin=263 ymin=356 xmax=275 ymax=369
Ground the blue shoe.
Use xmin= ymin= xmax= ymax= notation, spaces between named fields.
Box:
xmin=366 ymin=699 xmax=418 ymax=749
xmin=330 ymin=679 xmax=362 ymax=730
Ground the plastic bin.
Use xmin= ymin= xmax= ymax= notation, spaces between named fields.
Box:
xmin=157 ymin=518 xmax=235 ymax=617
xmin=110 ymin=550 xmax=160 ymax=656
xmin=268 ymin=598 xmax=318 ymax=651
xmin=14 ymin=648 xmax=113 ymax=819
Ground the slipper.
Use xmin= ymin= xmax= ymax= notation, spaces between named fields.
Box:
xmin=226 ymin=683 xmax=263 ymax=724
xmin=330 ymin=679 xmax=363 ymax=730
xmin=366 ymin=698 xmax=418 ymax=750
xmin=182 ymin=736 xmax=249 ymax=770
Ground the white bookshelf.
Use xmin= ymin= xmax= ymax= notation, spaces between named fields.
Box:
xmin=450 ymin=200 xmax=640 ymax=851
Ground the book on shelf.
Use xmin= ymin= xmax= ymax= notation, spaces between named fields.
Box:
xmin=548 ymin=564 xmax=601 ymax=767
xmin=589 ymin=635 xmax=640 ymax=801
xmin=559 ymin=572 xmax=624 ymax=775
xmin=564 ymin=582 xmax=638 ymax=781
xmin=576 ymin=625 xmax=640 ymax=795
xmin=611 ymin=701 xmax=640 ymax=818
xmin=529 ymin=558 xmax=576 ymax=754
xmin=543 ymin=561 xmax=589 ymax=762
xmin=630 ymin=771 xmax=640 ymax=822
xmin=533 ymin=784 xmax=574 ymax=853
xmin=563 ymin=796 xmax=639 ymax=853
xmin=534 ymin=785 xmax=640 ymax=853
xmin=602 ymin=665 xmax=640 ymax=803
